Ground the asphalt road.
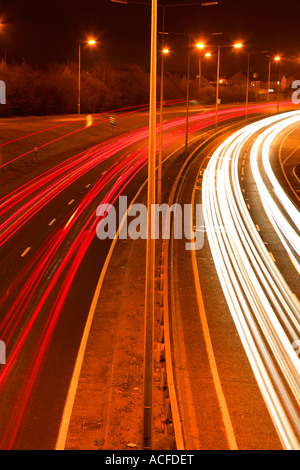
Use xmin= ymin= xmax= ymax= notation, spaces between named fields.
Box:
xmin=171 ymin=130 xmax=283 ymax=450
xmin=199 ymin=112 xmax=300 ymax=449
xmin=0 ymin=104 xmax=253 ymax=449
xmin=0 ymin=102 xmax=298 ymax=449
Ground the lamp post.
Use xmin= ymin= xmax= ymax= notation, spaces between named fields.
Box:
xmin=267 ymin=58 xmax=272 ymax=102
xmin=78 ymin=39 xmax=96 ymax=115
xmin=112 ymin=0 xmax=218 ymax=191
xmin=276 ymin=57 xmax=282 ymax=113
xmin=196 ymin=42 xmax=205 ymax=102
xmin=235 ymin=50 xmax=267 ymax=119
xmin=111 ymin=0 xmax=218 ymax=450
xmin=245 ymin=52 xmax=251 ymax=119
xmin=142 ymin=0 xmax=157 ymax=450
xmin=157 ymin=7 xmax=168 ymax=207
xmin=214 ymin=42 xmax=243 ymax=131
xmin=0 ymin=21 xmax=6 ymax=63
xmin=215 ymin=45 xmax=221 ymax=132
xmin=185 ymin=34 xmax=191 ymax=156
xmin=111 ymin=1 xmax=157 ymax=450
xmin=268 ymin=56 xmax=280 ymax=104
xmin=197 ymin=51 xmax=211 ymax=102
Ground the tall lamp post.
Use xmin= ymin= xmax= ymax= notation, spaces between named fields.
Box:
xmin=157 ymin=7 xmax=168 ymax=207
xmin=235 ymin=50 xmax=267 ymax=119
xmin=78 ymin=39 xmax=97 ymax=115
xmin=214 ymin=42 xmax=243 ymax=131
xmin=196 ymin=42 xmax=205 ymax=102
xmin=267 ymin=58 xmax=272 ymax=102
xmin=267 ymin=55 xmax=280 ymax=104
xmin=142 ymin=0 xmax=157 ymax=451
xmin=0 ymin=21 xmax=6 ymax=63
xmin=157 ymin=44 xmax=169 ymax=206
xmin=185 ymin=34 xmax=192 ymax=156
xmin=276 ymin=57 xmax=282 ymax=113
xmin=196 ymin=47 xmax=211 ymax=103
xmin=111 ymin=0 xmax=218 ymax=450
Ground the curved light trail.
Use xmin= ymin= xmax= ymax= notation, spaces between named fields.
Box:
xmin=250 ymin=117 xmax=300 ymax=274
xmin=202 ymin=111 xmax=300 ymax=450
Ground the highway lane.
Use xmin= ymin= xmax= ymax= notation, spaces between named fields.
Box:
xmin=249 ymin=117 xmax=300 ymax=275
xmin=202 ymin=111 xmax=300 ymax=449
xmin=171 ymin=136 xmax=259 ymax=449
xmin=169 ymin=127 xmax=285 ymax=449
xmin=0 ymin=103 xmax=263 ymax=449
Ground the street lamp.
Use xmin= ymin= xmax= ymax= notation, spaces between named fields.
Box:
xmin=268 ymin=55 xmax=280 ymax=103
xmin=184 ymin=32 xmax=218 ymax=156
xmin=0 ymin=21 xmax=7 ymax=63
xmin=196 ymin=42 xmax=205 ymax=101
xmin=214 ymin=42 xmax=244 ymax=131
xmin=111 ymin=0 xmax=218 ymax=450
xmin=275 ymin=57 xmax=282 ymax=113
xmin=78 ymin=39 xmax=97 ymax=115
xmin=196 ymin=45 xmax=211 ymax=103
xmin=157 ymin=26 xmax=169 ymax=206
xmin=235 ymin=49 xmax=267 ymax=119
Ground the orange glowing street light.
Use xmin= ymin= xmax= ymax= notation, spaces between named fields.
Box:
xmin=157 ymin=35 xmax=170 ymax=206
xmin=0 ymin=20 xmax=7 ymax=63
xmin=214 ymin=42 xmax=244 ymax=130
xmin=78 ymin=38 xmax=97 ymax=114
xmin=274 ymin=57 xmax=282 ymax=112
xmin=268 ymin=55 xmax=281 ymax=103
xmin=197 ymin=46 xmax=211 ymax=102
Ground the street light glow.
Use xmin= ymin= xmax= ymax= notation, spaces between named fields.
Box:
xmin=87 ymin=39 xmax=96 ymax=45
xmin=234 ymin=43 xmax=243 ymax=49
xmin=205 ymin=52 xmax=211 ymax=58
xmin=275 ymin=56 xmax=281 ymax=61
xmin=162 ymin=48 xmax=169 ymax=54
xmin=196 ymin=42 xmax=205 ymax=49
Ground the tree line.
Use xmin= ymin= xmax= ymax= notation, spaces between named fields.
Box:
xmin=0 ymin=60 xmax=254 ymax=116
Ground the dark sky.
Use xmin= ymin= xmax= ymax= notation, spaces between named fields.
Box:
xmin=0 ymin=0 xmax=299 ymax=77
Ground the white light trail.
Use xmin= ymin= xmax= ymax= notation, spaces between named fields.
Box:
xmin=202 ymin=111 xmax=300 ymax=450
xmin=250 ymin=116 xmax=300 ymax=274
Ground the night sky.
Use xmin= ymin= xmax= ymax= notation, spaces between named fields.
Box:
xmin=0 ymin=0 xmax=299 ymax=77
